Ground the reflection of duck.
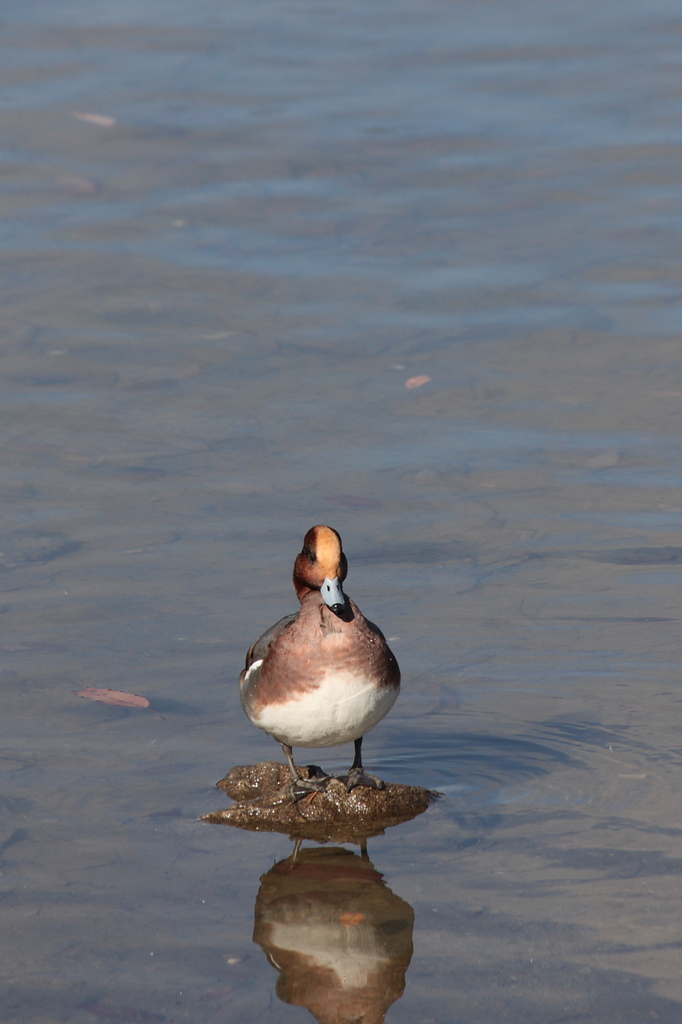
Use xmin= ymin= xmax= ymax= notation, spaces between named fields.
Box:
xmin=253 ymin=845 xmax=413 ymax=1024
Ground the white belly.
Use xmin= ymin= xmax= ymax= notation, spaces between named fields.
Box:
xmin=250 ymin=671 xmax=398 ymax=748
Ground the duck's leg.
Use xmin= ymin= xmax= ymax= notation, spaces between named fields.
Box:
xmin=280 ymin=743 xmax=330 ymax=800
xmin=338 ymin=737 xmax=385 ymax=792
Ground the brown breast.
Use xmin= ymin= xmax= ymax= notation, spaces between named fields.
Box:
xmin=246 ymin=592 xmax=400 ymax=715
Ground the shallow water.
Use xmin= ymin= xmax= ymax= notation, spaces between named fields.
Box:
xmin=2 ymin=0 xmax=682 ymax=1020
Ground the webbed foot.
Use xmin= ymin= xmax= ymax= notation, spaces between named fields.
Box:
xmin=288 ymin=764 xmax=331 ymax=802
xmin=336 ymin=767 xmax=385 ymax=792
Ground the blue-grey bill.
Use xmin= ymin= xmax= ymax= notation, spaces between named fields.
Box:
xmin=321 ymin=576 xmax=345 ymax=609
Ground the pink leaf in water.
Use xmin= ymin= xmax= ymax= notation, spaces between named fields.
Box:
xmin=71 ymin=111 xmax=117 ymax=127
xmin=77 ymin=688 xmax=150 ymax=708
xmin=198 ymin=986 xmax=234 ymax=1002
xmin=406 ymin=375 xmax=432 ymax=389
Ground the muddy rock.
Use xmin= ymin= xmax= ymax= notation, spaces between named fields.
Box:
xmin=202 ymin=762 xmax=440 ymax=843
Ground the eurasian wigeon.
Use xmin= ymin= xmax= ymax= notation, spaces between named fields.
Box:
xmin=239 ymin=525 xmax=400 ymax=797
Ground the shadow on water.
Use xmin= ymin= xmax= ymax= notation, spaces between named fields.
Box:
xmin=253 ymin=843 xmax=413 ymax=1024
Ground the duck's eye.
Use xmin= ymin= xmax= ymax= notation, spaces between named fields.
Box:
xmin=305 ymin=547 xmax=316 ymax=563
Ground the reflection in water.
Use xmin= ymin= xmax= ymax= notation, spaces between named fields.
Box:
xmin=253 ymin=844 xmax=414 ymax=1024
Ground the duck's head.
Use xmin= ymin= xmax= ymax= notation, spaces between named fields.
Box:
xmin=293 ymin=525 xmax=348 ymax=614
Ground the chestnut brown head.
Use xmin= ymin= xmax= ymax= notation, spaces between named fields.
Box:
xmin=293 ymin=525 xmax=348 ymax=612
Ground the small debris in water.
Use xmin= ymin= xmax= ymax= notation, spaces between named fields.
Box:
xmin=405 ymin=375 xmax=432 ymax=389
xmin=77 ymin=688 xmax=150 ymax=708
xmin=81 ymin=1005 xmax=164 ymax=1023
xmin=71 ymin=111 xmax=117 ymax=127
xmin=198 ymin=986 xmax=234 ymax=1001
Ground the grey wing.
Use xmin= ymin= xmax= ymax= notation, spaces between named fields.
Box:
xmin=243 ymin=612 xmax=299 ymax=671
xmin=365 ymin=617 xmax=401 ymax=686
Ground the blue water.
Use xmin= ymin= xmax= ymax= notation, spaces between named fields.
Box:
xmin=2 ymin=1 xmax=682 ymax=1021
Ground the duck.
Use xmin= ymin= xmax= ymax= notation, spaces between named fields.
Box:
xmin=239 ymin=525 xmax=400 ymax=798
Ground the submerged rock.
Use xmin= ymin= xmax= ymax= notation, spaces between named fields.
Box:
xmin=202 ymin=762 xmax=440 ymax=843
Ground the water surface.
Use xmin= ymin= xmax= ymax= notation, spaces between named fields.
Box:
xmin=2 ymin=1 xmax=682 ymax=1021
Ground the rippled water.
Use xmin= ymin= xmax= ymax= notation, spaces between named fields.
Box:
xmin=3 ymin=0 xmax=682 ymax=1021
